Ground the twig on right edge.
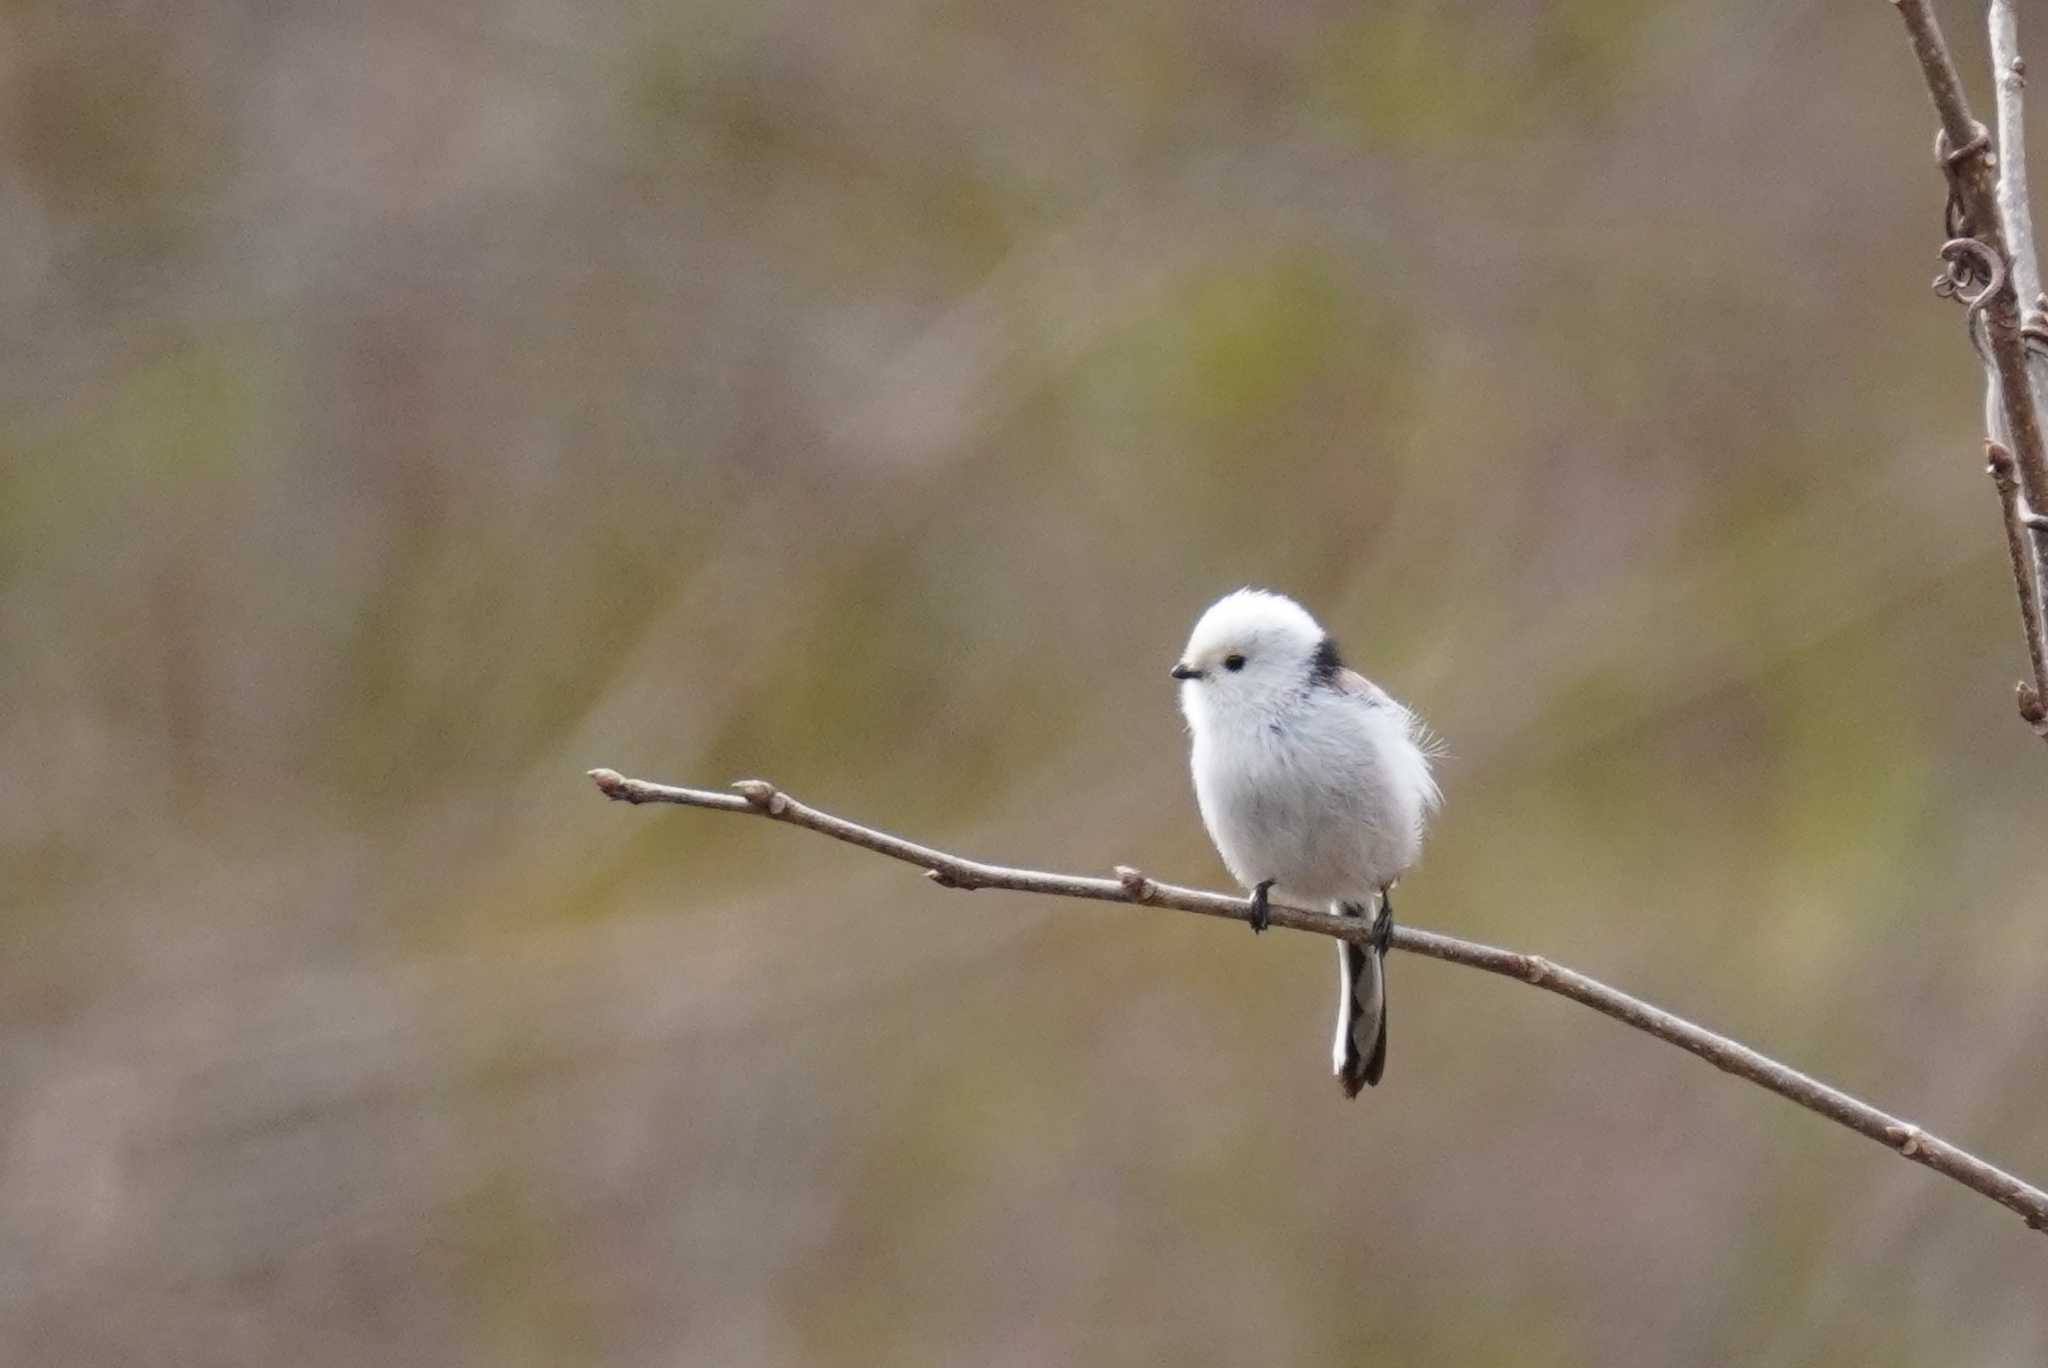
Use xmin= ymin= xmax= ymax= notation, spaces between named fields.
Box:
xmin=1897 ymin=0 xmax=2048 ymax=508
xmin=1989 ymin=442 xmax=2048 ymax=735
xmin=1990 ymin=0 xmax=2048 ymax=639
xmin=1992 ymin=2 xmax=2048 ymax=333
xmin=1896 ymin=0 xmax=2048 ymax=743
xmin=1990 ymin=0 xmax=2048 ymax=481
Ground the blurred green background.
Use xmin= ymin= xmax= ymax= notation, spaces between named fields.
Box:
xmin=6 ymin=1 xmax=2048 ymax=1363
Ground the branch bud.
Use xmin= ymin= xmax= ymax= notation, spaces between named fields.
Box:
xmin=731 ymin=780 xmax=786 ymax=814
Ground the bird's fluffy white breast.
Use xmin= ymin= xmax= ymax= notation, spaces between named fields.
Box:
xmin=1188 ymin=685 xmax=1433 ymax=903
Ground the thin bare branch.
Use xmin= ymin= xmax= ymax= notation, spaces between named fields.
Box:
xmin=1989 ymin=442 xmax=2048 ymax=732
xmin=1992 ymin=1 xmax=2045 ymax=318
xmin=1896 ymin=0 xmax=2048 ymax=507
xmin=1895 ymin=0 xmax=2048 ymax=740
xmin=589 ymin=766 xmax=2048 ymax=1234
xmin=1989 ymin=2 xmax=2048 ymax=742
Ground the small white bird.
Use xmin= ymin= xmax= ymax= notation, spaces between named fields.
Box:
xmin=1172 ymin=589 xmax=1441 ymax=1096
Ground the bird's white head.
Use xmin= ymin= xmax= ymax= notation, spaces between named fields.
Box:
xmin=1173 ymin=588 xmax=1332 ymax=731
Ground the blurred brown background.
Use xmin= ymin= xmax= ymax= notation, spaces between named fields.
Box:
xmin=6 ymin=1 xmax=2048 ymax=1363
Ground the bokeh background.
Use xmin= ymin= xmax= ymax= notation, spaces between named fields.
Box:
xmin=7 ymin=1 xmax=2048 ymax=1363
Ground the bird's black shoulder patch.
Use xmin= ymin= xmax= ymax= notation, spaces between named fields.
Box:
xmin=1310 ymin=635 xmax=1344 ymax=687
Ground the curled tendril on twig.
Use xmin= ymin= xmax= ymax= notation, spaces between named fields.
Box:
xmin=1935 ymin=235 xmax=2005 ymax=306
xmin=1935 ymin=237 xmax=2009 ymax=364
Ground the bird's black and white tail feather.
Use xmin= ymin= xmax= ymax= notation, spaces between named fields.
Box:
xmin=1333 ymin=899 xmax=1387 ymax=1096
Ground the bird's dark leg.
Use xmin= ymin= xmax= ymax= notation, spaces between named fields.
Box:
xmin=1247 ymin=879 xmax=1274 ymax=934
xmin=1370 ymin=889 xmax=1394 ymax=954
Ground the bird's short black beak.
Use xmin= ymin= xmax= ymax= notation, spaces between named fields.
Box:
xmin=1170 ymin=664 xmax=1203 ymax=681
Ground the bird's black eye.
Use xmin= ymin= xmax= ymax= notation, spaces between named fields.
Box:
xmin=1224 ymin=653 xmax=1247 ymax=672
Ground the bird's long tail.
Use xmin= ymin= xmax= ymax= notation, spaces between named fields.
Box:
xmin=1332 ymin=898 xmax=1388 ymax=1097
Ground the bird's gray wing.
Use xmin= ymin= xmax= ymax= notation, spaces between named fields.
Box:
xmin=1332 ymin=667 xmax=1395 ymax=708
xmin=1336 ymin=666 xmax=1443 ymax=761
